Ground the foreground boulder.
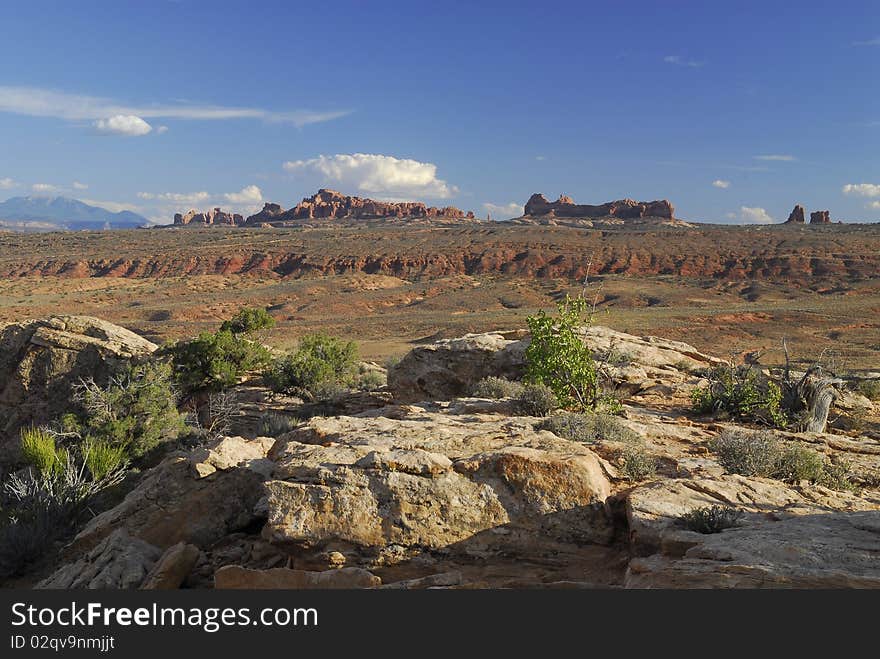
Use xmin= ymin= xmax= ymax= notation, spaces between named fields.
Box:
xmin=623 ymin=474 xmax=880 ymax=588
xmin=388 ymin=326 xmax=721 ymax=403
xmin=262 ymin=408 xmax=614 ymax=567
xmin=0 ymin=316 xmax=157 ymax=466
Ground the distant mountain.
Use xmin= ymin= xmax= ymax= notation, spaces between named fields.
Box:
xmin=0 ymin=196 xmax=148 ymax=231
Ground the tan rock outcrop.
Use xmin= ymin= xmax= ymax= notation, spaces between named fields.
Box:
xmin=37 ymin=529 xmax=162 ymax=589
xmin=262 ymin=409 xmax=614 ymax=556
xmin=388 ymin=326 xmax=721 ymax=403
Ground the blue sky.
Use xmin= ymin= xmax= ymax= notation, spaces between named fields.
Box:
xmin=0 ymin=0 xmax=877 ymax=224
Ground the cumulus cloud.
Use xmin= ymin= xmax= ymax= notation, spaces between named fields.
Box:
xmin=283 ymin=153 xmax=457 ymax=199
xmin=753 ymin=154 xmax=796 ymax=161
xmin=0 ymin=86 xmax=350 ymax=130
xmin=137 ymin=190 xmax=211 ymax=204
xmin=72 ymin=181 xmax=88 ymax=190
xmin=869 ymin=201 xmax=880 ymax=209
xmin=155 ymin=125 xmax=168 ymax=135
xmin=738 ymin=206 xmax=775 ymax=224
xmin=483 ymin=202 xmax=524 ymax=220
xmin=0 ymin=177 xmax=17 ymax=189
xmin=93 ymin=114 xmax=153 ymax=136
xmin=712 ymin=179 xmax=731 ymax=189
xmin=663 ymin=55 xmax=704 ymax=68
xmin=31 ymin=183 xmax=58 ymax=194
xmin=842 ymin=183 xmax=880 ymax=198
xmin=223 ymin=185 xmax=263 ymax=204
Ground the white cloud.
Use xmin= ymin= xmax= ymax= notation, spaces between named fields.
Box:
xmin=137 ymin=190 xmax=211 ymax=204
xmin=738 ymin=206 xmax=775 ymax=224
xmin=852 ymin=36 xmax=880 ymax=46
xmin=0 ymin=86 xmax=350 ymax=129
xmin=283 ymin=153 xmax=457 ymax=199
xmin=31 ymin=183 xmax=58 ymax=193
xmin=869 ymin=201 xmax=880 ymax=209
xmin=842 ymin=183 xmax=880 ymax=198
xmin=0 ymin=177 xmax=17 ymax=189
xmin=135 ymin=185 xmax=264 ymax=223
xmin=72 ymin=181 xmax=88 ymax=190
xmin=753 ymin=154 xmax=796 ymax=161
xmin=535 ymin=155 xmax=546 ymax=161
xmin=712 ymin=179 xmax=730 ymax=189
xmin=93 ymin=114 xmax=153 ymax=136
xmin=155 ymin=125 xmax=168 ymax=135
xmin=663 ymin=55 xmax=704 ymax=68
xmin=483 ymin=202 xmax=524 ymax=219
xmin=223 ymin=185 xmax=263 ymax=204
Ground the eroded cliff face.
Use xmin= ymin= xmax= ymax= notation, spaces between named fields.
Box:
xmin=262 ymin=188 xmax=476 ymax=223
xmin=523 ymin=193 xmax=675 ymax=221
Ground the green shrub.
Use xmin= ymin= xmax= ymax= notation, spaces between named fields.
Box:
xmin=709 ymin=429 xmax=780 ymax=477
xmin=166 ymin=329 xmax=272 ymax=395
xmin=819 ymin=458 xmax=856 ymax=491
xmin=74 ymin=360 xmax=185 ymax=460
xmin=773 ymin=444 xmax=826 ymax=484
xmin=219 ymin=307 xmax=276 ymax=335
xmin=82 ymin=439 xmax=128 ymax=481
xmin=356 ymin=368 xmax=387 ymax=391
xmin=679 ymin=505 xmax=744 ymax=534
xmin=855 ymin=379 xmax=880 ymax=401
xmin=259 ymin=413 xmax=300 ymax=437
xmin=0 ymin=445 xmax=127 ymax=578
xmin=19 ymin=427 xmax=66 ymax=477
xmin=264 ymin=333 xmax=358 ymax=400
xmin=516 ymin=383 xmax=557 ymax=416
xmin=709 ymin=429 xmax=853 ymax=489
xmin=536 ymin=412 xmax=636 ymax=443
xmin=592 ymin=413 xmax=640 ymax=443
xmin=537 ymin=413 xmax=599 ymax=443
xmin=621 ymin=446 xmax=657 ymax=481
xmin=525 ymin=294 xmax=599 ymax=411
xmin=691 ymin=364 xmax=787 ymax=427
xmin=472 ymin=376 xmax=524 ymax=399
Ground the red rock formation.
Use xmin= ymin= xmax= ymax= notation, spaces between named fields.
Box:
xmin=246 ymin=203 xmax=286 ymax=224
xmin=174 ymin=208 xmax=243 ymax=226
xmin=523 ymin=193 xmax=675 ymax=220
xmin=810 ymin=210 xmax=831 ymax=224
xmin=785 ymin=205 xmax=806 ymax=224
xmin=249 ymin=189 xmax=473 ymax=223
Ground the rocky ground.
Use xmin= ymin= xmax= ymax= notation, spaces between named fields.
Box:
xmin=1 ymin=316 xmax=879 ymax=589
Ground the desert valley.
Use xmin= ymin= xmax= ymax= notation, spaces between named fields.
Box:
xmin=1 ymin=187 xmax=878 ymax=591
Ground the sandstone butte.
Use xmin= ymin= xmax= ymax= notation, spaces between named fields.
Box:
xmin=522 ymin=193 xmax=676 ymax=221
xmin=172 ymin=189 xmax=476 ymax=227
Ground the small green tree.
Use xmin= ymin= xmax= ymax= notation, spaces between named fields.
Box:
xmin=264 ymin=333 xmax=358 ymax=399
xmin=74 ymin=360 xmax=184 ymax=460
xmin=525 ymin=294 xmax=600 ymax=411
xmin=165 ymin=329 xmax=272 ymax=395
xmin=220 ymin=307 xmax=276 ymax=335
